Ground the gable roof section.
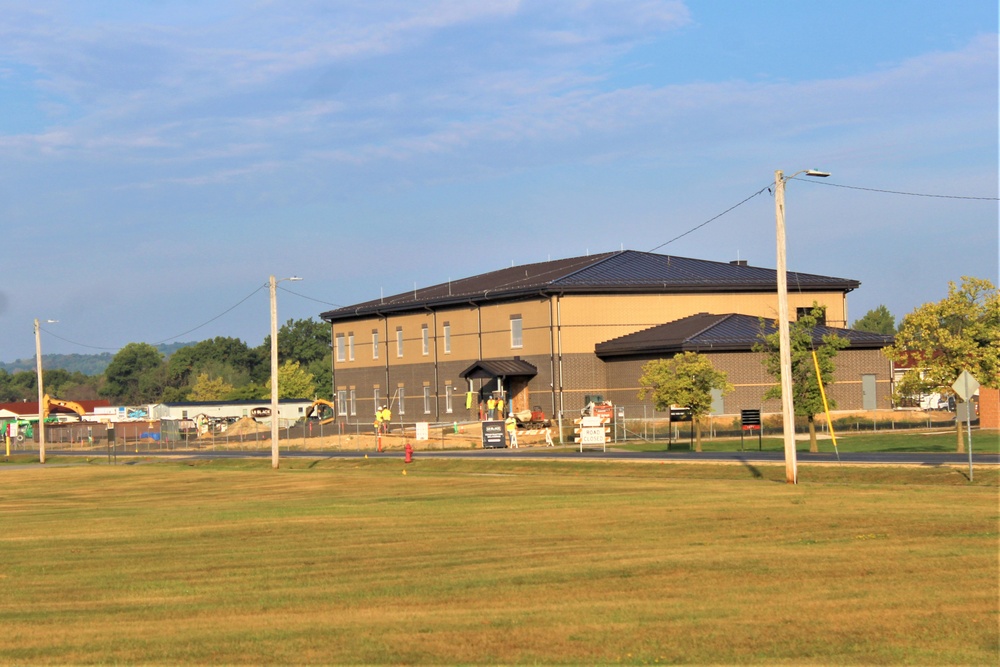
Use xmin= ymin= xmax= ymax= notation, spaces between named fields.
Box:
xmin=595 ymin=313 xmax=894 ymax=359
xmin=321 ymin=250 xmax=860 ymax=322
xmin=460 ymin=358 xmax=538 ymax=380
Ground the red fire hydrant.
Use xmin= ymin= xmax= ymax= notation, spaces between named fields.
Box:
xmin=404 ymin=442 xmax=413 ymax=463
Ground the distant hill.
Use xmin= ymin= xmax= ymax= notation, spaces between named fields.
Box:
xmin=0 ymin=342 xmax=198 ymax=376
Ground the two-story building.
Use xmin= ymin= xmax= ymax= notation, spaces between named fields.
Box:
xmin=320 ymin=250 xmax=893 ymax=425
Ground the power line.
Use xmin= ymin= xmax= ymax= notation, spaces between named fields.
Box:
xmin=647 ymin=177 xmax=998 ymax=254
xmin=36 ymin=282 xmax=337 ymax=355
xmin=151 ymin=284 xmax=268 ymax=345
xmin=278 ymin=284 xmax=342 ymax=307
xmin=648 ymin=183 xmax=771 ymax=253
xmin=800 ymin=179 xmax=999 ymax=200
xmin=39 ymin=328 xmax=118 ymax=351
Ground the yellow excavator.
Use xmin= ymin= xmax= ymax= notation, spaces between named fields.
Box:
xmin=304 ymin=398 xmax=337 ymax=425
xmin=42 ymin=394 xmax=87 ymax=421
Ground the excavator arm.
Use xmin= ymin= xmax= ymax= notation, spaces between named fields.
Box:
xmin=42 ymin=394 xmax=86 ymax=420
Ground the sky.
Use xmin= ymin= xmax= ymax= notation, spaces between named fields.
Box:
xmin=1 ymin=1 xmax=997 ymax=363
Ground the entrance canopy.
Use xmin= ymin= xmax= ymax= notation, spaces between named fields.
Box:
xmin=460 ymin=358 xmax=537 ymax=380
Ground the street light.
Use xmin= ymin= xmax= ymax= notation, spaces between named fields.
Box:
xmin=270 ymin=275 xmax=302 ymax=469
xmin=34 ymin=318 xmax=58 ymax=464
xmin=774 ymin=168 xmax=829 ymax=485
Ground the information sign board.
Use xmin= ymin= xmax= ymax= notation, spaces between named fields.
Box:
xmin=482 ymin=421 xmax=506 ymax=448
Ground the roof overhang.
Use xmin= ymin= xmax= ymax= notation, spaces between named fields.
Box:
xmin=460 ymin=358 xmax=538 ymax=380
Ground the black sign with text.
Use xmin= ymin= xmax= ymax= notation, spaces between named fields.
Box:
xmin=482 ymin=420 xmax=506 ymax=448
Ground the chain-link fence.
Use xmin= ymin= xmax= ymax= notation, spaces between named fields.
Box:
xmin=6 ymin=407 xmax=966 ymax=456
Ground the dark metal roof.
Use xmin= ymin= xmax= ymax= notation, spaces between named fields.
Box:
xmin=595 ymin=313 xmax=894 ymax=359
xmin=459 ymin=358 xmax=538 ymax=380
xmin=321 ymin=250 xmax=860 ymax=322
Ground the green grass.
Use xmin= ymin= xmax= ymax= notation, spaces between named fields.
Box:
xmin=0 ymin=458 xmax=997 ymax=665
xmin=620 ymin=428 xmax=1000 ymax=454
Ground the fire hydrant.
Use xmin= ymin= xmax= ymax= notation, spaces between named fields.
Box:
xmin=404 ymin=442 xmax=413 ymax=463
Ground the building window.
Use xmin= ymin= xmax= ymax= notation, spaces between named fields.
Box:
xmin=373 ymin=388 xmax=380 ymax=411
xmin=349 ymin=389 xmax=356 ymax=416
xmin=336 ymin=334 xmax=346 ymax=362
xmin=421 ymin=325 xmax=429 ymax=356
xmin=337 ymin=390 xmax=347 ymax=416
xmin=445 ymin=385 xmax=453 ymax=413
xmin=372 ymin=330 xmax=379 ymax=359
xmin=396 ymin=327 xmax=404 ymax=358
xmin=510 ymin=315 xmax=523 ymax=348
xmin=443 ymin=323 xmax=451 ymax=354
xmin=348 ymin=333 xmax=355 ymax=361
xmin=423 ymin=386 xmax=432 ymax=414
xmin=398 ymin=388 xmax=405 ymax=415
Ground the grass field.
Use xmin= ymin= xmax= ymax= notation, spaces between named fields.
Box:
xmin=622 ymin=429 xmax=1000 ymax=454
xmin=1 ymin=457 xmax=997 ymax=665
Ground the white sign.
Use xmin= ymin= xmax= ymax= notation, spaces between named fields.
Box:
xmin=952 ymin=370 xmax=980 ymax=401
xmin=415 ymin=422 xmax=429 ymax=441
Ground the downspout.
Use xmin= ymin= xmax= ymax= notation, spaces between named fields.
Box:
xmin=429 ymin=307 xmax=439 ymax=422
xmin=477 ymin=301 xmax=483 ymax=361
xmin=556 ymin=293 xmax=565 ymax=444
xmin=381 ymin=314 xmax=390 ymax=405
xmin=549 ymin=295 xmax=557 ymax=428
xmin=329 ymin=322 xmax=336 ymax=405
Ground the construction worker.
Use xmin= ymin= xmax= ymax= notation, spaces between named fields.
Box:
xmin=380 ymin=405 xmax=392 ymax=433
xmin=374 ymin=409 xmax=383 ymax=435
xmin=486 ymin=396 xmax=496 ymax=420
xmin=496 ymin=396 xmax=505 ymax=419
xmin=505 ymin=414 xmax=518 ymax=448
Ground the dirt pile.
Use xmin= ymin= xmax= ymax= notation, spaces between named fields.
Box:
xmin=224 ymin=417 xmax=270 ymax=436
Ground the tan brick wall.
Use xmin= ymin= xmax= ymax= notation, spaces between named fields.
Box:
xmin=328 ymin=290 xmax=864 ymax=422
xmin=557 ymin=292 xmax=848 ymax=354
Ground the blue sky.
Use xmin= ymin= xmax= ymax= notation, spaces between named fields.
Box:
xmin=1 ymin=1 xmax=996 ymax=362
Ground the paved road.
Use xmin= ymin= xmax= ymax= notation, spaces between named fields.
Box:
xmin=39 ymin=447 xmax=1000 ymax=467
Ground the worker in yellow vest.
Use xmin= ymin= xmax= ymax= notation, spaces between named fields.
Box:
xmin=505 ymin=414 xmax=518 ymax=448
xmin=486 ymin=397 xmax=497 ymax=420
xmin=380 ymin=406 xmax=392 ymax=433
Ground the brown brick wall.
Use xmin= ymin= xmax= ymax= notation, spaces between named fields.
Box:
xmin=327 ymin=291 xmax=882 ymax=422
xmin=979 ymin=386 xmax=999 ymax=429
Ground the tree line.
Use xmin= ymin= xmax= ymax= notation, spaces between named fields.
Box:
xmin=0 ymin=319 xmax=332 ymax=405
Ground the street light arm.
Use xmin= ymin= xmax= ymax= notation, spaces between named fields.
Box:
xmin=779 ymin=169 xmax=831 ymax=184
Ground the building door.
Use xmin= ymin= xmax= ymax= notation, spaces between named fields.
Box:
xmin=710 ymin=388 xmax=725 ymax=415
xmin=862 ymin=374 xmax=876 ymax=411
xmin=510 ymin=377 xmax=531 ymax=414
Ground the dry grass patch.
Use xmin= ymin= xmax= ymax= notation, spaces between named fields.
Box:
xmin=0 ymin=459 xmax=996 ymax=665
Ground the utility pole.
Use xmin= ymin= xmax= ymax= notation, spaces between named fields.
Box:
xmin=774 ymin=168 xmax=830 ymax=484
xmin=774 ymin=171 xmax=796 ymax=484
xmin=35 ymin=318 xmax=45 ymax=464
xmin=270 ymin=275 xmax=280 ymax=469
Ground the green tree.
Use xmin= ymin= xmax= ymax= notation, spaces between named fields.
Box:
xmin=888 ymin=276 xmax=999 ymax=452
xmin=754 ymin=304 xmax=849 ymax=453
xmin=0 ymin=369 xmax=35 ymax=402
xmin=259 ymin=318 xmax=332 ymax=370
xmin=167 ymin=337 xmax=262 ymax=388
xmin=101 ymin=343 xmax=166 ymax=404
xmin=188 ymin=373 xmax=236 ymax=401
xmin=852 ymin=305 xmax=896 ymax=335
xmin=265 ymin=360 xmax=316 ymax=399
xmin=637 ymin=351 xmax=732 ymax=452
xmin=307 ymin=352 xmax=333 ymax=401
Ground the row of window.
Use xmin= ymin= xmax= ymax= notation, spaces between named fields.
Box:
xmin=333 ymin=385 xmax=458 ymax=417
xmin=336 ymin=316 xmax=523 ymax=362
